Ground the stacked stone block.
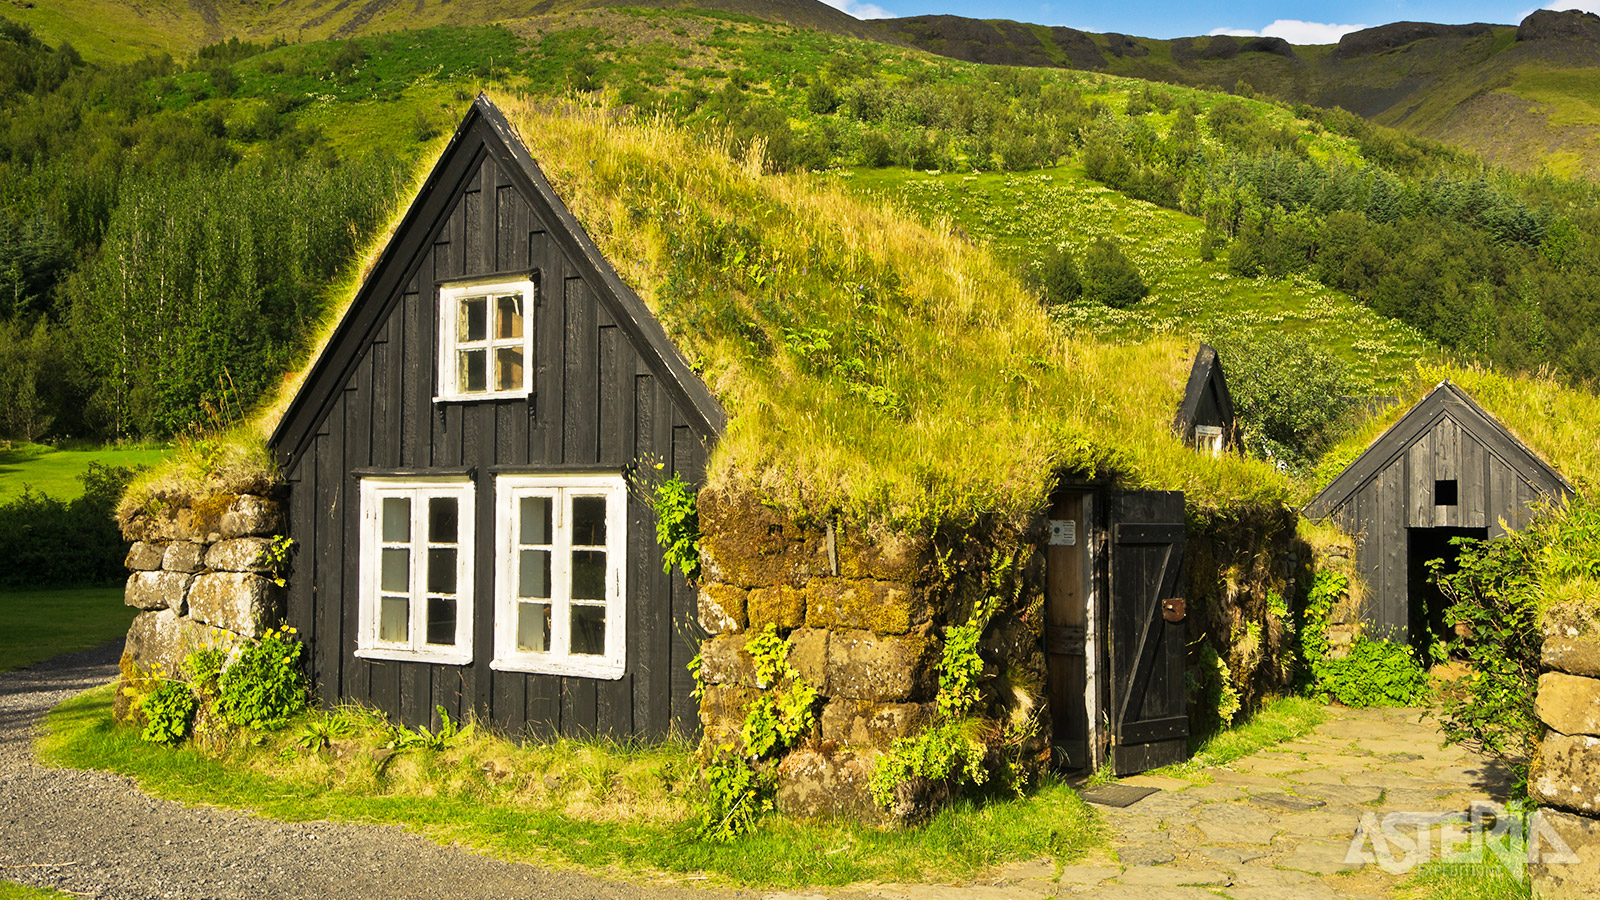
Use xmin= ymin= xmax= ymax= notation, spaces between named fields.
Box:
xmin=694 ymin=491 xmax=950 ymax=820
xmin=1531 ymin=621 xmax=1600 ymax=897
xmin=116 ymin=493 xmax=286 ymax=720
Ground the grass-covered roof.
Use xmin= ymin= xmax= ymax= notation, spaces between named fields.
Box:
xmin=123 ymin=95 xmax=1293 ymax=528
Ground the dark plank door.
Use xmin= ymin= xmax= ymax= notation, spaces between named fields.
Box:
xmin=1106 ymin=490 xmax=1189 ymax=775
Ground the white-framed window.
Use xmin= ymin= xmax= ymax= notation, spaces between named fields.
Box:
xmin=356 ymin=477 xmax=475 ymax=665
xmin=436 ymin=278 xmax=535 ymax=401
xmin=492 ymin=474 xmax=627 ymax=679
xmin=1195 ymin=424 xmax=1225 ymax=458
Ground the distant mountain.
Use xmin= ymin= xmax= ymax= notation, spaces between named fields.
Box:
xmin=878 ymin=9 xmax=1600 ymax=180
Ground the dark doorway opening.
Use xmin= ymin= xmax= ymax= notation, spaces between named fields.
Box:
xmin=1406 ymin=526 xmax=1487 ymax=656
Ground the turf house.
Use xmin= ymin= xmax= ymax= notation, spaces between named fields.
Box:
xmin=115 ymin=94 xmax=1318 ymax=820
xmin=1304 ymin=380 xmax=1573 ymax=646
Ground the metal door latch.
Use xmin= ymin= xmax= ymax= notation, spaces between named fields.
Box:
xmin=1161 ymin=597 xmax=1186 ymax=623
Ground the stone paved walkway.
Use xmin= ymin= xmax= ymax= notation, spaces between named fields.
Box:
xmin=771 ymin=706 xmax=1515 ymax=900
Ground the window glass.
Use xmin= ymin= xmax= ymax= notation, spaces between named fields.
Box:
xmin=379 ymin=596 xmax=409 ymax=643
xmin=382 ymin=497 xmax=410 ymax=542
xmin=494 ymin=347 xmax=523 ymax=392
xmin=571 ymin=549 xmax=606 ymax=601
xmin=426 ymin=597 xmax=457 ymax=646
xmin=380 ymin=548 xmax=409 ymax=593
xmin=571 ymin=604 xmax=606 ymax=656
xmin=517 ymin=601 xmax=550 ymax=652
xmin=460 ymin=296 xmax=487 ymax=342
xmin=459 ymin=349 xmax=486 ymax=393
xmin=426 ymin=547 xmax=456 ymax=594
xmin=495 ymin=294 xmax=523 ymax=339
xmin=428 ymin=497 xmax=458 ymax=543
xmin=572 ymin=496 xmax=607 ymax=546
xmin=519 ymin=548 xmax=551 ymax=598
xmin=520 ymin=496 xmax=551 ymax=546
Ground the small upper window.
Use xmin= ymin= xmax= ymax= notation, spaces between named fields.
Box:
xmin=437 ymin=278 xmax=535 ymax=400
xmin=1435 ymin=479 xmax=1459 ymax=507
xmin=356 ymin=478 xmax=475 ymax=665
xmin=1195 ymin=424 xmax=1224 ymax=458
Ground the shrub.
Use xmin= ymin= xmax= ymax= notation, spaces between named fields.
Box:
xmin=1314 ymin=637 xmax=1429 ymax=707
xmin=1034 ymin=246 xmax=1082 ymax=306
xmin=216 ymin=627 xmax=310 ymax=730
xmin=1206 ymin=331 xmax=1351 ymax=469
xmin=1079 ymin=238 xmax=1147 ymax=309
xmin=0 ymin=461 xmax=138 ymax=587
xmin=140 ymin=678 xmax=197 ymax=744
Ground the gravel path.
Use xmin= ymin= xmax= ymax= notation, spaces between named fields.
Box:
xmin=0 ymin=642 xmax=748 ymax=900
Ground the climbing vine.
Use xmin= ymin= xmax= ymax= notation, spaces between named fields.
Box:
xmin=1298 ymin=570 xmax=1427 ymax=707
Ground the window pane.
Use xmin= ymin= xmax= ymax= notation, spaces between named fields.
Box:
xmin=494 ymin=346 xmax=523 ymax=391
xmin=520 ymin=496 xmax=551 ymax=545
xmin=428 ymin=496 xmax=458 ymax=543
xmin=380 ymin=548 xmax=409 ymax=593
xmin=379 ymin=596 xmax=409 ymax=642
xmin=518 ymin=548 xmax=551 ymax=598
xmin=381 ymin=497 xmax=410 ymax=542
xmin=517 ymin=601 xmax=550 ymax=652
xmin=571 ymin=496 xmax=607 ymax=546
xmin=571 ymin=549 xmax=606 ymax=601
xmin=495 ymin=294 xmax=523 ymax=339
xmin=571 ymin=604 xmax=606 ymax=656
xmin=427 ymin=547 xmax=456 ymax=594
xmin=459 ymin=296 xmax=487 ymax=342
xmin=459 ymin=349 xmax=486 ymax=393
xmin=426 ymin=596 xmax=456 ymax=646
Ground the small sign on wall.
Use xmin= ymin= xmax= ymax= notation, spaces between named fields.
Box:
xmin=1049 ymin=519 xmax=1076 ymax=546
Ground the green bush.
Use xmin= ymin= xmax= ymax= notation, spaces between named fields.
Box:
xmin=1315 ymin=637 xmax=1429 ymax=707
xmin=1432 ymin=497 xmax=1600 ymax=795
xmin=216 ymin=627 xmax=310 ymax=730
xmin=140 ymin=678 xmax=197 ymax=744
xmin=1079 ymin=238 xmax=1147 ymax=309
xmin=1033 ymin=246 xmax=1082 ymax=306
xmin=1206 ymin=331 xmax=1351 ymax=469
xmin=0 ymin=462 xmax=137 ymax=587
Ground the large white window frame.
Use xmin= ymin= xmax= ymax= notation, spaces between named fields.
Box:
xmin=436 ymin=277 xmax=536 ymax=402
xmin=492 ymin=473 xmax=627 ymax=679
xmin=356 ymin=477 xmax=475 ymax=665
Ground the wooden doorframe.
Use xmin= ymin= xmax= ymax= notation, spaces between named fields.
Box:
xmin=1044 ymin=486 xmax=1107 ymax=771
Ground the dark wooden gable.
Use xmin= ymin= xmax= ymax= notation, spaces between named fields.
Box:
xmin=266 ymin=95 xmax=723 ymax=740
xmin=1303 ymin=381 xmax=1571 ymax=642
xmin=1172 ymin=344 xmax=1236 ymax=449
xmin=1305 ymin=381 xmax=1570 ymax=524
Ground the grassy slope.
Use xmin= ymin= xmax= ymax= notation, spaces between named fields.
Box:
xmin=0 ymin=884 xmax=76 ymax=900
xmin=0 ymin=587 xmax=131 ymax=672
xmin=39 ymin=685 xmax=1104 ymax=886
xmin=0 ymin=444 xmax=168 ymax=503
xmin=845 ymin=166 xmax=1439 ymax=394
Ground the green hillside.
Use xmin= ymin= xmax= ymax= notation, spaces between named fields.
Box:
xmin=3 ymin=4 xmax=1600 ymax=485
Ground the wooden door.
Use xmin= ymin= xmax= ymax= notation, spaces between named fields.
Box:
xmin=1107 ymin=491 xmax=1189 ymax=775
xmin=1045 ymin=491 xmax=1095 ymax=769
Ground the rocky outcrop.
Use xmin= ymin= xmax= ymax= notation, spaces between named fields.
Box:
xmin=1334 ymin=21 xmax=1495 ymax=59
xmin=1518 ymin=9 xmax=1600 ymax=43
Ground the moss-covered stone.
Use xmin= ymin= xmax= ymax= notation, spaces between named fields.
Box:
xmin=748 ymin=585 xmax=806 ymax=631
xmin=698 ymin=683 xmax=759 ymax=737
xmin=117 ymin=609 xmax=239 ymax=721
xmin=835 ymin=523 xmax=930 ymax=583
xmin=219 ymin=494 xmax=281 ymax=539
xmin=787 ymin=627 xmax=830 ymax=693
xmin=124 ymin=541 xmax=165 ymax=571
xmin=697 ymin=633 xmax=757 ymax=688
xmin=805 ymin=579 xmax=924 ymax=635
xmin=826 ymin=627 xmax=938 ymax=702
xmin=1546 ymin=636 xmax=1600 ymax=679
xmin=1532 ymin=732 xmax=1600 ymax=815
xmin=124 ymin=571 xmax=192 ymax=614
xmin=161 ymin=541 xmax=207 ymax=574
xmin=819 ymin=699 xmax=934 ymax=749
xmin=187 ymin=572 xmax=279 ymax=638
xmin=206 ymin=537 xmax=275 ymax=574
xmin=774 ymin=749 xmax=886 ymax=822
xmin=697 ymin=583 xmax=748 ymax=635
xmin=698 ymin=490 xmax=827 ymax=589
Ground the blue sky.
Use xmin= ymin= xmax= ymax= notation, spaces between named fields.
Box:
xmin=822 ymin=0 xmax=1599 ymax=41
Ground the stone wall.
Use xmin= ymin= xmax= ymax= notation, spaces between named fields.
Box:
xmin=1530 ymin=612 xmax=1600 ymax=897
xmin=115 ymin=492 xmax=286 ymax=720
xmin=694 ymin=490 xmax=1048 ymax=822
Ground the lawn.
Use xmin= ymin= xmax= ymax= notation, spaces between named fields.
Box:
xmin=0 ymin=443 xmax=167 ymax=504
xmin=0 ymin=883 xmax=75 ymax=900
xmin=40 ymin=686 xmax=1105 ymax=887
xmin=0 ymin=587 xmax=132 ymax=672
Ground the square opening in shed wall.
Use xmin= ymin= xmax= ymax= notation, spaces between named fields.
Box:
xmin=1434 ymin=479 xmax=1458 ymax=506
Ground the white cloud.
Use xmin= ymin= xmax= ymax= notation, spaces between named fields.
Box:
xmin=1209 ymin=19 xmax=1370 ymax=44
xmin=1533 ymin=2 xmax=1600 ymax=14
xmin=821 ymin=0 xmax=894 ymax=20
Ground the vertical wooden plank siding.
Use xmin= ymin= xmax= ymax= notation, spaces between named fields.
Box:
xmin=280 ymin=126 xmax=717 ymax=740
